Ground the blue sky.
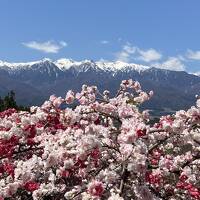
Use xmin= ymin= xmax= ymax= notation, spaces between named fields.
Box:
xmin=0 ymin=0 xmax=200 ymax=73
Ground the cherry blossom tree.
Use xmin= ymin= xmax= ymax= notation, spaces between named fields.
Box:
xmin=0 ymin=79 xmax=199 ymax=200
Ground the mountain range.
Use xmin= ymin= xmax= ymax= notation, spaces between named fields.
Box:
xmin=0 ymin=58 xmax=200 ymax=116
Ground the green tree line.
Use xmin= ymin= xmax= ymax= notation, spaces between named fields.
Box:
xmin=0 ymin=91 xmax=29 ymax=112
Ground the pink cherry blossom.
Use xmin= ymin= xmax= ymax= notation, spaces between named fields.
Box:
xmin=0 ymin=79 xmax=199 ymax=199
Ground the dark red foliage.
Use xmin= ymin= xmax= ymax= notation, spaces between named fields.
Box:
xmin=136 ymin=129 xmax=146 ymax=137
xmin=0 ymin=109 xmax=17 ymax=118
xmin=24 ymin=181 xmax=40 ymax=192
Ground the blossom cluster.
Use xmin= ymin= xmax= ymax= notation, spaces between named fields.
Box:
xmin=0 ymin=79 xmax=199 ymax=200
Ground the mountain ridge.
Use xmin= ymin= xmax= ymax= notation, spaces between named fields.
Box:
xmin=0 ymin=58 xmax=154 ymax=74
xmin=0 ymin=58 xmax=199 ymax=116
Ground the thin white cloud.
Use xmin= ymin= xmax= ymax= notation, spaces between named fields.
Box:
xmin=153 ymin=57 xmax=185 ymax=71
xmin=22 ymin=40 xmax=67 ymax=53
xmin=115 ymin=51 xmax=130 ymax=62
xmin=59 ymin=41 xmax=67 ymax=47
xmin=177 ymin=55 xmax=186 ymax=61
xmin=123 ymin=44 xmax=136 ymax=54
xmin=101 ymin=40 xmax=109 ymax=44
xmin=137 ymin=48 xmax=162 ymax=62
xmin=115 ymin=43 xmax=161 ymax=63
xmin=114 ymin=43 xmax=195 ymax=71
xmin=186 ymin=49 xmax=200 ymax=60
xmin=115 ymin=44 xmax=136 ymax=62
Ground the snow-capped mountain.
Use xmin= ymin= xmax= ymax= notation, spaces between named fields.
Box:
xmin=0 ymin=58 xmax=149 ymax=74
xmin=194 ymin=71 xmax=200 ymax=77
xmin=0 ymin=58 xmax=200 ymax=116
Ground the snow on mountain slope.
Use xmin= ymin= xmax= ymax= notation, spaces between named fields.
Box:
xmin=96 ymin=60 xmax=149 ymax=73
xmin=0 ymin=58 xmax=52 ymax=71
xmin=0 ymin=58 xmax=150 ymax=74
xmin=55 ymin=58 xmax=80 ymax=70
xmin=0 ymin=58 xmax=199 ymax=114
xmin=194 ymin=71 xmax=200 ymax=77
